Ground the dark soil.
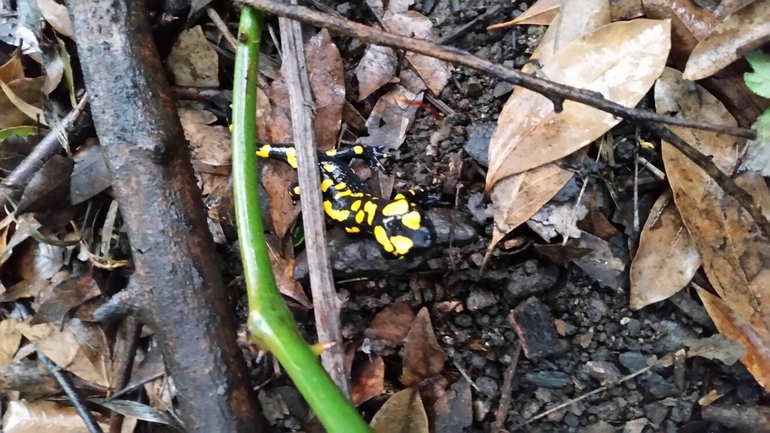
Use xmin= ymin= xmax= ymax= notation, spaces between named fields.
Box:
xmin=237 ymin=0 xmax=766 ymax=432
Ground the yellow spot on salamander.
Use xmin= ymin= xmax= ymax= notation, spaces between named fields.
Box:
xmin=381 ymin=199 xmax=409 ymax=217
xmin=394 ymin=193 xmax=405 ymax=200
xmin=374 ymin=226 xmax=394 ymax=252
xmin=335 ymin=182 xmax=347 ymax=190
xmin=326 ymin=148 xmax=337 ymax=156
xmin=390 ymin=235 xmax=414 ymax=256
xmin=351 ymin=200 xmax=362 ymax=211
xmin=321 ymin=179 xmax=334 ymax=192
xmin=401 ymin=211 xmax=421 ymax=230
xmin=355 ymin=211 xmax=365 ymax=224
xmin=345 ymin=226 xmax=360 ymax=233
xmin=364 ymin=201 xmax=378 ymax=225
xmin=334 ymin=190 xmax=354 ymax=199
xmin=292 ymin=185 xmax=301 ymax=196
xmin=354 ymin=145 xmax=364 ymax=154
xmin=324 ymin=201 xmax=350 ymax=222
xmin=323 ymin=164 xmax=335 ymax=172
xmin=286 ymin=148 xmax=298 ymax=168
xmin=256 ymin=145 xmax=271 ymax=158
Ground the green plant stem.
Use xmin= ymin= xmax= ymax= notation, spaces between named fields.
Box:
xmin=231 ymin=7 xmax=371 ymax=433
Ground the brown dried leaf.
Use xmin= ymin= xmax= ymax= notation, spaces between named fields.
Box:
xmin=70 ymin=139 xmax=111 ymax=205
xmin=306 ymin=30 xmax=345 ymax=150
xmin=366 ymin=301 xmax=416 ymax=345
xmin=400 ymin=307 xmax=446 ymax=387
xmin=697 ymin=288 xmax=770 ymax=391
xmin=629 ymin=190 xmax=700 ymax=310
xmin=38 ymin=0 xmax=74 ymax=38
xmin=16 ymin=154 xmax=73 ymax=215
xmin=356 ymin=45 xmax=396 ymax=101
xmin=0 ymin=55 xmax=24 ymax=83
xmin=370 ymin=387 xmax=429 ymax=433
xmin=0 ymin=77 xmax=45 ymax=129
xmin=16 ymin=321 xmax=109 ymax=387
xmin=577 ymin=187 xmax=620 ymax=240
xmin=432 ymin=377 xmax=472 ymax=433
xmin=684 ymin=334 xmax=746 ymax=366
xmin=167 ymin=26 xmax=219 ymax=87
xmin=358 ymin=85 xmax=421 ymax=152
xmin=741 ymin=136 xmax=770 ymax=176
xmin=2 ymin=400 xmax=109 ymax=433
xmin=656 ymin=69 xmax=770 ymax=340
xmin=180 ymin=108 xmax=232 ymax=173
xmin=351 ymin=355 xmax=385 ymax=405
xmin=30 ymin=274 xmax=100 ymax=326
xmin=262 ymin=162 xmax=300 ymax=240
xmin=265 ymin=234 xmax=311 ymax=308
xmin=682 ymin=0 xmax=770 ymax=80
xmin=0 ymin=318 xmax=22 ymax=368
xmin=488 ymin=0 xmax=559 ymax=29
xmin=553 ymin=0 xmax=611 ymax=52
xmin=610 ymin=0 xmax=644 ymax=21
xmin=486 ymin=19 xmax=670 ymax=187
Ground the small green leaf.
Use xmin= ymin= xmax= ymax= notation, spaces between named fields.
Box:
xmin=753 ymin=108 xmax=770 ymax=140
xmin=744 ymin=50 xmax=770 ymax=98
xmin=0 ymin=125 xmax=42 ymax=141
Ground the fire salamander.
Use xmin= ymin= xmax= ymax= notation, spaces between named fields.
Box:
xmin=256 ymin=143 xmax=435 ymax=258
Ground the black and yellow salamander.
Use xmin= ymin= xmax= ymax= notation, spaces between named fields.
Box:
xmin=256 ymin=143 xmax=435 ymax=258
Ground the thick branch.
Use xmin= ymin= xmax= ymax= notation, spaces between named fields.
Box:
xmin=66 ymin=1 xmax=265 ymax=432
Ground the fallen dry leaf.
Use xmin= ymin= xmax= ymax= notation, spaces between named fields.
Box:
xmin=265 ymin=234 xmax=311 ymax=308
xmin=610 ymin=0 xmax=644 ymax=21
xmin=3 ymin=400 xmax=109 ymax=433
xmin=539 ymin=231 xmax=626 ymax=288
xmin=0 ymin=55 xmax=25 ymax=83
xmin=351 ymin=355 xmax=385 ymax=405
xmin=698 ymin=288 xmax=770 ymax=391
xmin=682 ymin=0 xmax=770 ymax=80
xmin=712 ymin=0 xmax=758 ymax=19
xmin=526 ymin=184 xmax=588 ymax=242
xmin=366 ymin=301 xmax=416 ymax=345
xmin=487 ymin=0 xmax=559 ymax=29
xmin=741 ymin=135 xmax=770 ymax=178
xmin=656 ymin=68 xmax=770 ymax=341
xmin=400 ymin=307 xmax=446 ymax=387
xmin=629 ymin=189 xmax=700 ymax=310
xmin=305 ymin=30 xmax=345 ymax=150
xmin=0 ymin=318 xmax=22 ymax=368
xmin=553 ymin=0 xmax=611 ymax=53
xmin=370 ymin=387 xmax=429 ymax=433
xmin=179 ymin=108 xmax=232 ymax=174
xmin=30 ymin=274 xmax=100 ymax=326
xmin=684 ymin=334 xmax=746 ymax=366
xmin=38 ymin=0 xmax=74 ymax=38
xmin=16 ymin=321 xmax=109 ymax=387
xmin=355 ymin=0 xmax=449 ymax=99
xmin=70 ymin=139 xmax=111 ymax=205
xmin=358 ymin=86 xmax=421 ymax=151
xmin=486 ymin=19 xmax=670 ymax=187
xmin=577 ymin=186 xmax=620 ymax=240
xmin=16 ymin=154 xmax=73 ymax=215
xmin=167 ymin=25 xmax=219 ymax=87
xmin=0 ymin=77 xmax=45 ymax=129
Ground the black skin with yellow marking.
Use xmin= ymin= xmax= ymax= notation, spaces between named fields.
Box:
xmin=256 ymin=143 xmax=435 ymax=258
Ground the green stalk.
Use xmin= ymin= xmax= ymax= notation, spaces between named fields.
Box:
xmin=231 ymin=7 xmax=371 ymax=433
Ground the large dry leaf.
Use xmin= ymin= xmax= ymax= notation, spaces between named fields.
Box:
xmin=167 ymin=25 xmax=219 ymax=87
xmin=0 ymin=77 xmax=45 ymax=129
xmin=400 ymin=307 xmax=446 ymax=387
xmin=629 ymin=190 xmax=700 ymax=310
xmin=486 ymin=19 xmax=670 ymax=188
xmin=487 ymin=0 xmax=559 ymax=29
xmin=265 ymin=234 xmax=311 ymax=308
xmin=0 ymin=55 xmax=25 ymax=83
xmin=38 ymin=0 xmax=74 ymax=38
xmin=682 ymin=0 xmax=770 ymax=80
xmin=712 ymin=0 xmax=759 ymax=20
xmin=553 ymin=0 xmax=611 ymax=53
xmin=180 ymin=109 xmax=232 ymax=173
xmin=3 ymin=400 xmax=109 ymax=433
xmin=370 ymin=387 xmax=429 ymax=433
xmin=0 ymin=318 xmax=22 ymax=368
xmin=610 ymin=0 xmax=644 ymax=21
xmin=698 ymin=288 xmax=770 ymax=391
xmin=351 ymin=355 xmax=385 ymax=405
xmin=656 ymin=68 xmax=770 ymax=340
xmin=305 ymin=30 xmax=345 ymax=150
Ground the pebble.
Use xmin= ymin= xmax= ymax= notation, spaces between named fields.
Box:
xmin=619 ymin=352 xmax=647 ymax=373
xmin=644 ymin=402 xmax=669 ymax=425
xmin=473 ymin=399 xmax=491 ymax=422
xmin=466 ymin=288 xmax=497 ymax=311
xmin=523 ymin=371 xmax=571 ymax=389
xmin=463 ymin=123 xmax=494 ymax=167
xmin=584 ymin=361 xmax=622 ymax=385
xmin=475 ymin=376 xmax=499 ymax=397
xmin=493 ymin=81 xmax=514 ymax=98
xmin=505 ymin=259 xmax=559 ymax=301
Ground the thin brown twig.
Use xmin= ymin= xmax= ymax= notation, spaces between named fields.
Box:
xmin=207 ymin=7 xmax=238 ymax=50
xmin=493 ymin=342 xmax=521 ymax=433
xmin=277 ymin=5 xmax=350 ymax=395
xmin=235 ymin=0 xmax=770 ymax=239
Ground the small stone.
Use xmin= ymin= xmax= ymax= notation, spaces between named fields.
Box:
xmin=463 ymin=123 xmax=494 ymax=167
xmin=625 ymin=318 xmax=642 ymax=336
xmin=640 ymin=372 xmax=677 ymax=399
xmin=455 ymin=314 xmax=473 ymax=328
xmin=587 ymin=299 xmax=608 ymax=323
xmin=584 ymin=361 xmax=622 ymax=385
xmin=523 ymin=371 xmax=571 ymax=389
xmin=521 ymin=399 xmax=542 ymax=419
xmin=473 ymin=399 xmax=491 ymax=422
xmin=465 ymin=78 xmax=483 ymax=98
xmin=493 ymin=81 xmax=514 ymax=98
xmin=505 ymin=260 xmax=559 ymax=300
xmin=588 ymin=400 xmax=621 ymax=422
xmin=619 ymin=352 xmax=647 ymax=373
xmin=467 ymin=288 xmax=497 ymax=311
xmin=475 ymin=376 xmax=499 ymax=397
xmin=564 ymin=412 xmax=579 ymax=428
xmin=644 ymin=402 xmax=669 ymax=425
xmin=575 ymin=331 xmax=593 ymax=348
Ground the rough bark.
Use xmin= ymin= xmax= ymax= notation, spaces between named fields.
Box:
xmin=65 ymin=1 xmax=265 ymax=431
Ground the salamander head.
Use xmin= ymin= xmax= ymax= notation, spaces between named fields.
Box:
xmin=375 ymin=201 xmax=435 ymax=258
